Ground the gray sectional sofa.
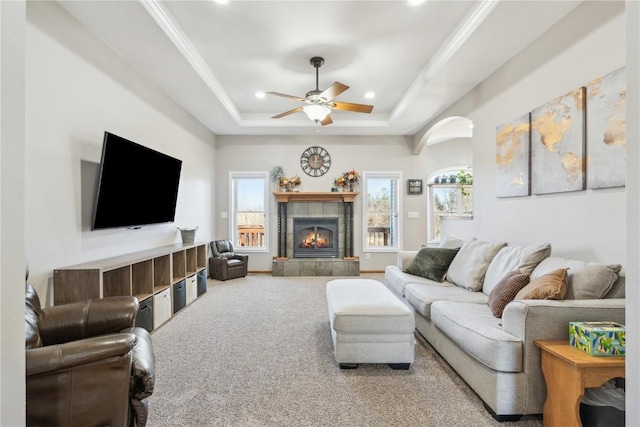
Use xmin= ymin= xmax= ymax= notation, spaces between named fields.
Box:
xmin=384 ymin=238 xmax=625 ymax=420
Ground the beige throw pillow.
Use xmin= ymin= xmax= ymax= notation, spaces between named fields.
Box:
xmin=438 ymin=235 xmax=467 ymax=249
xmin=521 ymin=268 xmax=569 ymax=300
xmin=482 ymin=243 xmax=551 ymax=295
xmin=446 ymin=240 xmax=508 ymax=291
xmin=487 ymin=271 xmax=530 ymax=318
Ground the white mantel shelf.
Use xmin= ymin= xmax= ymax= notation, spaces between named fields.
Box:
xmin=273 ymin=191 xmax=359 ymax=203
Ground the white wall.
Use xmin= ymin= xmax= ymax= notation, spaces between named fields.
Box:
xmin=0 ymin=1 xmax=26 ymax=425
xmin=425 ymin=138 xmax=472 ymax=177
xmin=625 ymin=1 xmax=639 ymax=424
xmin=25 ymin=1 xmax=217 ymax=303
xmin=436 ymin=1 xmax=626 ymax=264
xmin=215 ymin=135 xmax=435 ymax=271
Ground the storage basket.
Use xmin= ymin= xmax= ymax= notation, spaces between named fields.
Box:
xmin=178 ymin=227 xmax=198 ymax=244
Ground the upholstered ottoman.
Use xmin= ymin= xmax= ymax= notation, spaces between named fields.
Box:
xmin=326 ymin=279 xmax=415 ymax=369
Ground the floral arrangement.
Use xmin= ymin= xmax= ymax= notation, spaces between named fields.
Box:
xmin=280 ymin=175 xmax=302 ymax=191
xmin=270 ymin=166 xmax=285 ymax=183
xmin=334 ymin=169 xmax=359 ymax=190
xmin=344 ymin=169 xmax=360 ymax=184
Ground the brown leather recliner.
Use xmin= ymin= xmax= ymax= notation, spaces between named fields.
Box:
xmin=209 ymin=240 xmax=248 ymax=280
xmin=25 ymin=281 xmax=155 ymax=427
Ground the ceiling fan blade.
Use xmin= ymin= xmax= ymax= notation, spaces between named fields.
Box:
xmin=272 ymin=106 xmax=304 ymax=119
xmin=319 ymin=82 xmax=349 ymax=102
xmin=320 ymin=115 xmax=333 ymax=126
xmin=266 ymin=92 xmax=306 ymax=102
xmin=331 ymin=101 xmax=374 ymax=114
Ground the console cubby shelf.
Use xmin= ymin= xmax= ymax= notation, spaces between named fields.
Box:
xmin=53 ymin=242 xmax=208 ymax=331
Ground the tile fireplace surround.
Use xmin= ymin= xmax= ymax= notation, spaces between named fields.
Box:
xmin=272 ymin=192 xmax=360 ymax=277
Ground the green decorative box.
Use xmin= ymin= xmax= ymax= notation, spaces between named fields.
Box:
xmin=569 ymin=322 xmax=625 ymax=356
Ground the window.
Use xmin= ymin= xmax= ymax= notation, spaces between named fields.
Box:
xmin=230 ymin=172 xmax=268 ymax=251
xmin=362 ymin=172 xmax=401 ymax=251
xmin=428 ymin=168 xmax=473 ymax=241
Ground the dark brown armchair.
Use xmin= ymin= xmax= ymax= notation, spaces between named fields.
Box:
xmin=25 ymin=280 xmax=155 ymax=427
xmin=209 ymin=240 xmax=248 ymax=280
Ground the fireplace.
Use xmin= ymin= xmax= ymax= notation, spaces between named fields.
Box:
xmin=293 ymin=218 xmax=339 ymax=258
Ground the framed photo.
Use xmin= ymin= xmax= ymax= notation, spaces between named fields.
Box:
xmin=407 ymin=179 xmax=423 ymax=195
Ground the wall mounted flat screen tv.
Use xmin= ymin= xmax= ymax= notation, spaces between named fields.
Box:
xmin=92 ymin=132 xmax=182 ymax=230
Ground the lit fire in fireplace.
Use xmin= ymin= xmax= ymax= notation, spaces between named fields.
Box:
xmin=300 ymin=230 xmax=330 ymax=248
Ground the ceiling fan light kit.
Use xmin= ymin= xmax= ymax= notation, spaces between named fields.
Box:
xmin=267 ymin=56 xmax=374 ymax=126
xmin=303 ymin=105 xmax=331 ymax=122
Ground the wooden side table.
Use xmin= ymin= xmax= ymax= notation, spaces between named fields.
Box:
xmin=535 ymin=340 xmax=625 ymax=427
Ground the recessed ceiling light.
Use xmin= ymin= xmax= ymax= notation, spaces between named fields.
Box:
xmin=255 ymin=91 xmax=265 ymax=99
xmin=214 ymin=0 xmax=229 ymax=4
xmin=364 ymin=91 xmax=375 ymax=99
xmin=408 ymin=0 xmax=425 ymax=5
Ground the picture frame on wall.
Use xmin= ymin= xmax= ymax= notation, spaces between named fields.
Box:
xmin=407 ymin=179 xmax=423 ymax=195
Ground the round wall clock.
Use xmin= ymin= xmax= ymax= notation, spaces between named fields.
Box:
xmin=300 ymin=146 xmax=331 ymax=177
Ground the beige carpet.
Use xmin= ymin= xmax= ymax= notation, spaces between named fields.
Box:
xmin=146 ymin=274 xmax=543 ymax=427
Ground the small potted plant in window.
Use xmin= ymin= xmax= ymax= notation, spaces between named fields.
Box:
xmin=449 ymin=174 xmax=457 ymax=184
xmin=456 ymin=170 xmax=473 ymax=184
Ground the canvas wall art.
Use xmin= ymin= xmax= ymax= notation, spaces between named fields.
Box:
xmin=586 ymin=67 xmax=626 ymax=189
xmin=496 ymin=113 xmax=530 ymax=197
xmin=531 ymin=87 xmax=585 ymax=195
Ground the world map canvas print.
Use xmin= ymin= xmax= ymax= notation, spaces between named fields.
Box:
xmin=496 ymin=113 xmax=531 ymax=197
xmin=586 ymin=67 xmax=626 ymax=189
xmin=531 ymin=87 xmax=586 ymax=195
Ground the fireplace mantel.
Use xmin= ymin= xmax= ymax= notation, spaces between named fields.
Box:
xmin=273 ymin=191 xmax=358 ymax=203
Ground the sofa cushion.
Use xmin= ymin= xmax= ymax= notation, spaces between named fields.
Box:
xmin=487 ymin=271 xmax=530 ymax=318
xmin=385 ymin=265 xmax=449 ymax=298
xmin=404 ymin=282 xmax=487 ymax=319
xmin=404 ymin=247 xmax=459 ymax=282
xmin=519 ymin=268 xmax=568 ymax=300
xmin=446 ymin=240 xmax=507 ymax=291
xmin=524 ymin=257 xmax=621 ymax=300
xmin=431 ymin=301 xmax=523 ymax=372
xmin=482 ymin=243 xmax=551 ymax=295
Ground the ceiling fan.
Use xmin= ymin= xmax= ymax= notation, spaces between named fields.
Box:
xmin=267 ymin=56 xmax=374 ymax=126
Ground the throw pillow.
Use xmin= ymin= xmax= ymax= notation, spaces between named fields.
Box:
xmin=446 ymin=240 xmax=508 ymax=291
xmin=482 ymin=243 xmax=551 ymax=295
xmin=487 ymin=271 xmax=530 ymax=318
xmin=521 ymin=268 xmax=569 ymax=300
xmin=438 ymin=235 xmax=464 ymax=249
xmin=404 ymin=247 xmax=460 ymax=282
xmin=528 ymin=257 xmax=621 ymax=300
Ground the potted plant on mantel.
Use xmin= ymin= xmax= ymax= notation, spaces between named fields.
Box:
xmin=271 ymin=166 xmax=285 ymax=192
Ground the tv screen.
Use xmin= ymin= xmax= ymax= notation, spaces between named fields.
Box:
xmin=92 ymin=132 xmax=182 ymax=230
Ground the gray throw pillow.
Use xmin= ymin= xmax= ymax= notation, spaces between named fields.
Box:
xmin=404 ymin=247 xmax=460 ymax=282
xmin=526 ymin=257 xmax=622 ymax=300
